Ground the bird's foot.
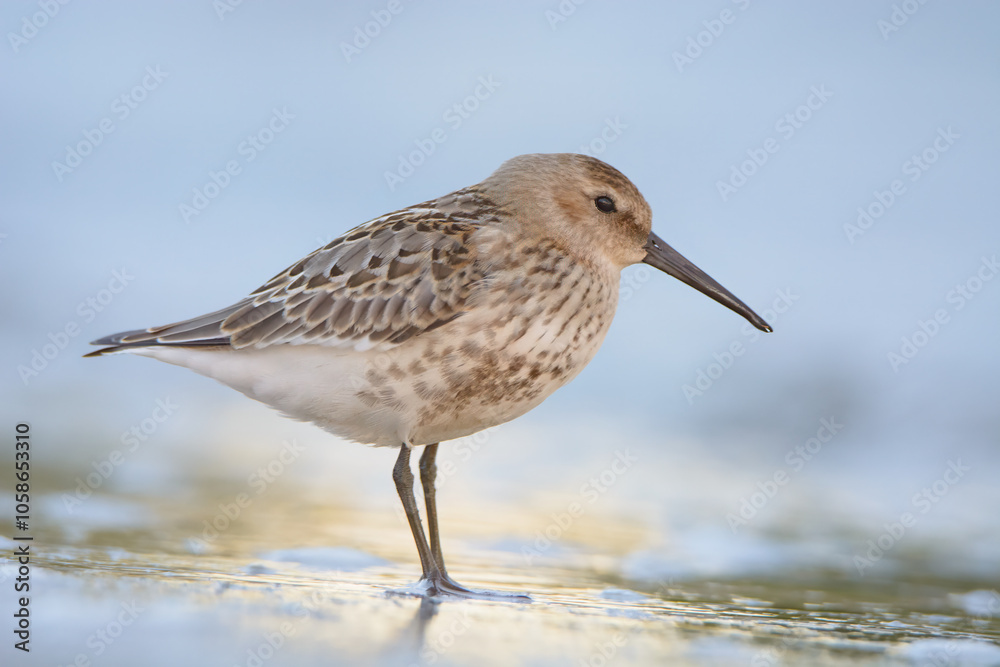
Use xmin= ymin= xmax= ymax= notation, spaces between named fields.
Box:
xmin=419 ymin=574 xmax=533 ymax=602
xmin=387 ymin=573 xmax=531 ymax=603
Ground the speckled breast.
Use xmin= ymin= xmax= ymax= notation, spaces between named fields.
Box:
xmin=402 ymin=242 xmax=621 ymax=445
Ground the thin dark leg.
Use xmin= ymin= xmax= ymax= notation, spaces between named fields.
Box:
xmin=415 ymin=443 xmax=476 ymax=595
xmin=392 ymin=444 xmax=436 ymax=578
xmin=392 ymin=443 xmax=531 ymax=602
xmin=418 ymin=443 xmax=447 ymax=573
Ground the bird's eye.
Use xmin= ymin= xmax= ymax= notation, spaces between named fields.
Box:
xmin=594 ymin=196 xmax=616 ymax=213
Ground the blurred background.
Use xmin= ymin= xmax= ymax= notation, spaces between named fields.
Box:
xmin=2 ymin=1 xmax=999 ymax=664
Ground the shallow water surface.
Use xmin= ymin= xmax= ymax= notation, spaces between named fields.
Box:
xmin=3 ymin=406 xmax=998 ymax=666
xmin=5 ymin=483 xmax=999 ymax=667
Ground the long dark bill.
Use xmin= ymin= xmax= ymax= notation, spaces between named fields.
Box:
xmin=642 ymin=231 xmax=772 ymax=333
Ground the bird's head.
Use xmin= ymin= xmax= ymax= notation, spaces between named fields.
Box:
xmin=482 ymin=153 xmax=772 ymax=333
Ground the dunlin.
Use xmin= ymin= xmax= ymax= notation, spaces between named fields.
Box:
xmin=88 ymin=153 xmax=771 ymax=599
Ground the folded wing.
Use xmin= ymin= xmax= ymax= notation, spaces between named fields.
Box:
xmin=87 ymin=202 xmax=488 ymax=356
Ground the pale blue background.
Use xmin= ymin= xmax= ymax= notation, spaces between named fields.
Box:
xmin=3 ymin=1 xmax=999 ymax=582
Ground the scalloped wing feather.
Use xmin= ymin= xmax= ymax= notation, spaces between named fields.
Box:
xmin=88 ymin=189 xmax=500 ymax=355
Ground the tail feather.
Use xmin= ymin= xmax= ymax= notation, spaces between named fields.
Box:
xmin=84 ymin=300 xmax=250 ymax=357
xmin=84 ymin=336 xmax=231 ymax=357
